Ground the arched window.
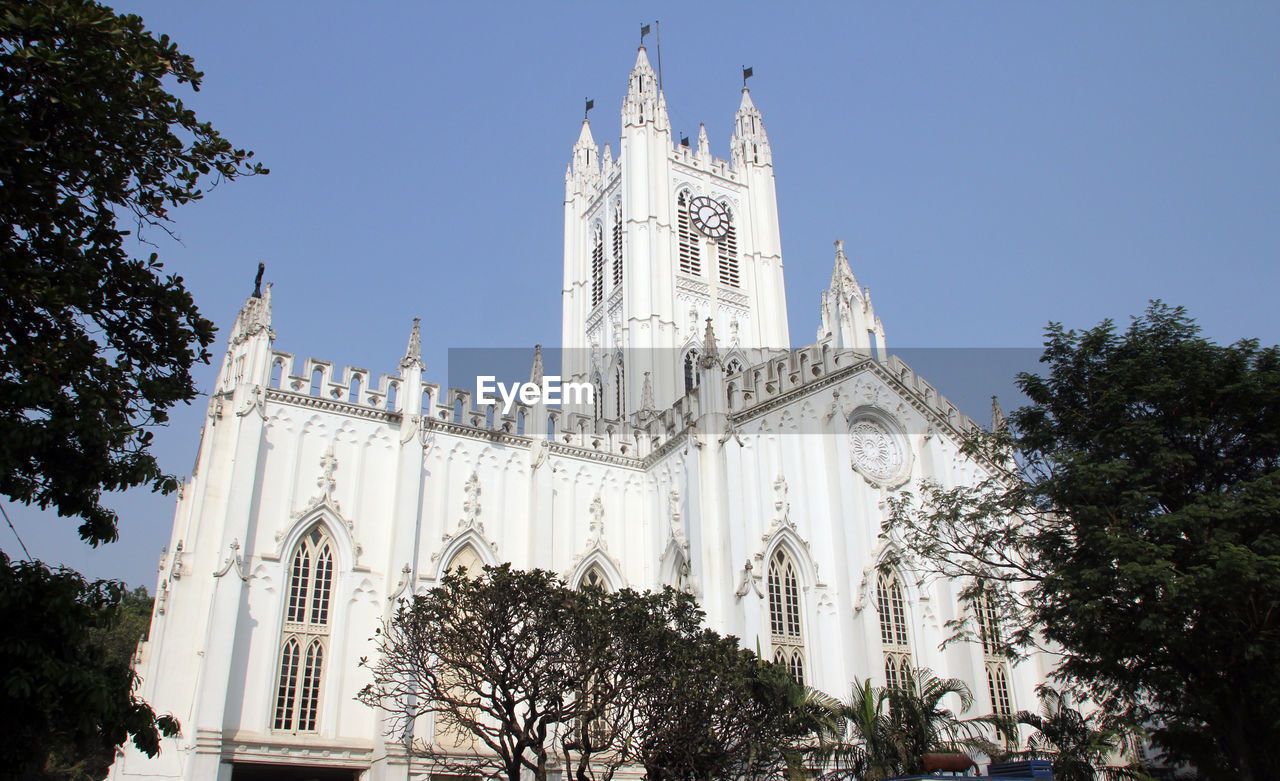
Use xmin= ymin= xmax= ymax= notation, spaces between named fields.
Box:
xmin=611 ymin=202 xmax=623 ymax=288
xmin=386 ymin=383 xmax=397 ymax=413
xmin=877 ymin=569 xmax=913 ymax=690
xmin=726 ymin=358 xmax=742 ymax=376
xmin=446 ymin=544 xmax=483 ymax=579
xmin=274 ymin=525 xmax=334 ymax=733
xmin=767 ymin=549 xmax=805 ymax=685
xmin=975 ymin=581 xmax=1004 ymax=658
xmin=593 ymin=374 xmax=604 ymax=421
xmin=614 ymin=365 xmax=625 ymax=419
xmin=717 ymin=206 xmax=740 ymax=288
xmin=591 ymin=223 xmax=605 ymax=308
xmin=975 ymin=581 xmax=1016 ymax=745
xmin=580 ymin=564 xmax=610 ymax=592
xmin=271 ymin=359 xmax=284 ymax=389
xmin=348 ymin=374 xmax=362 ymax=404
xmin=310 ymin=368 xmax=323 ymax=396
xmin=683 ymin=350 xmax=699 ymax=396
xmin=676 ymin=191 xmax=701 ymax=276
xmin=986 ymin=661 xmax=1014 ymax=742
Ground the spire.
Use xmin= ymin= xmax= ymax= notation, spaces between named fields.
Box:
xmin=818 ymin=239 xmax=885 ymax=353
xmin=400 ymin=317 xmax=422 ymax=371
xmin=572 ymin=119 xmax=598 ymax=175
xmin=696 ymin=122 xmax=710 ymax=162
xmin=624 ymin=45 xmax=667 ymax=130
xmin=831 ymin=238 xmax=861 ymax=299
xmin=530 ymin=344 xmax=544 ymax=386
xmin=731 ymin=84 xmax=771 ymax=168
xmin=640 ymin=371 xmax=655 ymax=414
xmin=991 ymin=395 xmax=1007 ymax=433
xmin=229 ymin=277 xmax=271 ymax=347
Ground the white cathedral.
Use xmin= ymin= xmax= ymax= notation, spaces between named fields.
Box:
xmin=111 ymin=44 xmax=1053 ymax=781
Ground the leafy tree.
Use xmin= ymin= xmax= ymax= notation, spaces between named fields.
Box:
xmin=0 ymin=0 xmax=264 ymax=771
xmin=360 ymin=565 xmax=818 ymax=781
xmin=0 ymin=554 xmax=176 ymax=779
xmin=0 ymin=0 xmax=265 ymax=545
xmin=887 ymin=303 xmax=1280 ymax=780
xmin=360 ymin=565 xmax=581 ymax=781
xmin=985 ymin=686 xmax=1147 ymax=781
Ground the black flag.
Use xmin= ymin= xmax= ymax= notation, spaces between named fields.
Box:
xmin=743 ymin=66 xmax=753 ymax=86
xmin=584 ymin=98 xmax=594 ymax=119
xmin=640 ymin=23 xmax=650 ymax=44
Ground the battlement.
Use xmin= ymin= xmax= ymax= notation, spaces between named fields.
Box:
xmin=725 ymin=338 xmax=982 ymax=438
xmin=263 ymin=334 xmax=980 ymax=465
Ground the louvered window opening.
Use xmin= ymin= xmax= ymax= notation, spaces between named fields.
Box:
xmin=612 ymin=205 xmax=623 ymax=288
xmin=677 ymin=192 xmax=700 ymax=276
xmin=591 ymin=225 xmax=604 ymax=308
xmin=717 ymin=216 xmax=739 ymax=288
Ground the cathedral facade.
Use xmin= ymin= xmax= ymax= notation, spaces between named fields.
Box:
xmin=111 ymin=46 xmax=1052 ymax=781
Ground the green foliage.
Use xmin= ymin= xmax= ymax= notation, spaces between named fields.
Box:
xmin=887 ymin=303 xmax=1280 ymax=780
xmin=0 ymin=0 xmax=265 ymax=545
xmin=360 ymin=565 xmax=816 ymax=781
xmin=985 ymin=686 xmax=1148 ymax=781
xmin=817 ymin=669 xmax=983 ymax=780
xmin=0 ymin=554 xmax=176 ymax=779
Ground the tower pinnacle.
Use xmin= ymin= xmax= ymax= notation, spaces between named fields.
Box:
xmin=624 ymin=45 xmax=668 ymax=130
xmin=731 ymin=84 xmax=771 ymax=168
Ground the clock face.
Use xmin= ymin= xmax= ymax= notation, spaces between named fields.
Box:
xmin=689 ymin=195 xmax=730 ymax=239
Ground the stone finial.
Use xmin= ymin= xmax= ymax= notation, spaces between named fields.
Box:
xmin=696 ymin=123 xmax=710 ymax=159
xmin=991 ymin=394 xmax=1007 ymax=433
xmin=530 ymin=343 xmax=544 ymax=386
xmin=700 ymin=318 xmax=719 ymax=368
xmin=400 ymin=317 xmax=423 ymax=371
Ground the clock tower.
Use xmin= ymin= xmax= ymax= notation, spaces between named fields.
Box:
xmin=561 ymin=45 xmax=790 ymax=418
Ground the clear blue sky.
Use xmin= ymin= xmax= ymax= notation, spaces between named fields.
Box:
xmin=4 ymin=2 xmax=1277 ymax=589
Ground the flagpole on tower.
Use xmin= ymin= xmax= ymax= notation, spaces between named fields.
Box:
xmin=655 ymin=20 xmax=663 ymax=93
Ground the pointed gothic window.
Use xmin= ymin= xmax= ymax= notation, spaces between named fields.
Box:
xmin=614 ymin=365 xmax=624 ymax=419
xmin=677 ymin=191 xmax=701 ymax=276
xmin=612 ymin=203 xmax=623 ymax=289
xmin=717 ymin=207 xmax=740 ymax=288
xmin=591 ymin=224 xmax=605 ymax=308
xmin=447 ymin=544 xmax=483 ymax=578
xmin=580 ymin=564 xmax=610 ymax=592
xmin=975 ymin=581 xmax=1004 ymax=658
xmin=986 ymin=661 xmax=1014 ymax=743
xmin=274 ymin=525 xmax=334 ymax=733
xmin=877 ymin=569 xmax=913 ymax=691
xmin=975 ymin=580 xmax=1016 ymax=746
xmin=767 ymin=549 xmax=805 ymax=685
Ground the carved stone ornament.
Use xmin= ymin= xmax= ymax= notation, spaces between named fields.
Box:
xmin=213 ymin=539 xmax=250 ymax=581
xmin=848 ymin=414 xmax=909 ymax=487
xmin=568 ymin=492 xmax=623 ymax=579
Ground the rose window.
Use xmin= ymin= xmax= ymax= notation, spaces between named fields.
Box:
xmin=849 ymin=418 xmax=904 ymax=482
